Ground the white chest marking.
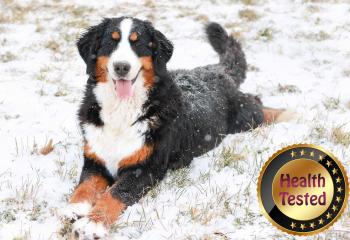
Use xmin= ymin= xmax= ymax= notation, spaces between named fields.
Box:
xmin=83 ymin=79 xmax=148 ymax=176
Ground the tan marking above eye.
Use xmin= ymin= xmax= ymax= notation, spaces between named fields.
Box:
xmin=129 ymin=32 xmax=138 ymax=42
xmin=112 ymin=31 xmax=120 ymax=40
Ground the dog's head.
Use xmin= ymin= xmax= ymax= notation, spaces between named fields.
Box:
xmin=77 ymin=17 xmax=173 ymax=99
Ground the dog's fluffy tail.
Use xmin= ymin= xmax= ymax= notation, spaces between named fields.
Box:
xmin=205 ymin=22 xmax=247 ymax=86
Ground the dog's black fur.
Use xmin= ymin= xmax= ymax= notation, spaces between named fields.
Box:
xmin=74 ymin=17 xmax=263 ymax=221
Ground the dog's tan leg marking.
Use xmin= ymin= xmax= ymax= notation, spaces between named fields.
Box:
xmin=88 ymin=191 xmax=126 ymax=227
xmin=70 ymin=175 xmax=109 ymax=205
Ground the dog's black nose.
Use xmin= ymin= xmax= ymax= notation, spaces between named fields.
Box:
xmin=113 ymin=61 xmax=130 ymax=77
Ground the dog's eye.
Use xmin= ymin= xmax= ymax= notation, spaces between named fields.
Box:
xmin=111 ymin=31 xmax=120 ymax=41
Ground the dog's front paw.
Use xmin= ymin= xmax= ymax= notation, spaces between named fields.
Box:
xmin=73 ymin=217 xmax=108 ymax=240
xmin=60 ymin=202 xmax=92 ymax=221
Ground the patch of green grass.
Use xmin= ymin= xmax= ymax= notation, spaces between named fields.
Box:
xmin=258 ymin=28 xmax=273 ymax=42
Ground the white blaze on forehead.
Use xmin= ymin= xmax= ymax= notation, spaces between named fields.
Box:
xmin=120 ymin=18 xmax=133 ymax=40
xmin=108 ymin=18 xmax=142 ymax=81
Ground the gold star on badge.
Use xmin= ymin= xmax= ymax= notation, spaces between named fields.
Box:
xmin=332 ymin=205 xmax=338 ymax=212
xmin=336 ymin=176 xmax=342 ymax=183
xmin=310 ymin=222 xmax=315 ymax=229
xmin=336 ymin=196 xmax=342 ymax=202
xmin=326 ymin=160 xmax=332 ymax=167
xmin=290 ymin=222 xmax=296 ymax=229
xmin=290 ymin=150 xmax=296 ymax=158
xmin=300 ymin=224 xmax=305 ymax=230
xmin=300 ymin=149 xmax=305 ymax=156
xmin=337 ymin=186 xmax=343 ymax=193
xmin=319 ymin=155 xmax=324 ymax=161
xmin=319 ymin=218 xmax=324 ymax=225
xmin=326 ymin=212 xmax=332 ymax=219
xmin=332 ymin=168 xmax=338 ymax=175
xmin=310 ymin=151 xmax=315 ymax=157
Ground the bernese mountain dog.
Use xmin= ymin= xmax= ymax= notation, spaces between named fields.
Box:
xmin=63 ymin=17 xmax=288 ymax=239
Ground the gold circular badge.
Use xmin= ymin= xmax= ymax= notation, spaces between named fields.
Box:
xmin=257 ymin=144 xmax=349 ymax=236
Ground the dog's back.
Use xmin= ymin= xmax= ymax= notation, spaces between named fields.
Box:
xmin=166 ymin=23 xmax=263 ymax=168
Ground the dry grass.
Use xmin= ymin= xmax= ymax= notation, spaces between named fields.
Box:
xmin=296 ymin=30 xmax=331 ymax=41
xmin=194 ymin=14 xmax=209 ymax=23
xmin=0 ymin=51 xmax=17 ymax=63
xmin=247 ymin=64 xmax=260 ymax=72
xmin=303 ymin=0 xmax=348 ymax=2
xmin=54 ymin=158 xmax=78 ymax=181
xmin=310 ymin=123 xmax=328 ymax=139
xmin=343 ymin=69 xmax=350 ymax=77
xmin=0 ymin=208 xmax=16 ymax=223
xmin=170 ymin=168 xmax=192 ymax=188
xmin=185 ymin=187 xmax=234 ymax=225
xmin=54 ymin=89 xmax=68 ymax=97
xmin=15 ymin=177 xmax=42 ymax=203
xmin=239 ymin=0 xmax=259 ymax=5
xmin=277 ymin=84 xmax=301 ymax=93
xmin=323 ymin=96 xmax=340 ymax=110
xmin=310 ymin=123 xmax=350 ymax=147
xmin=332 ymin=125 xmax=350 ymax=146
xmin=239 ymin=9 xmax=259 ymax=21
xmin=40 ymin=139 xmax=54 ymax=155
xmin=143 ymin=0 xmax=156 ymax=9
xmin=214 ymin=147 xmax=245 ymax=173
xmin=44 ymin=40 xmax=60 ymax=53
xmin=58 ymin=217 xmax=74 ymax=239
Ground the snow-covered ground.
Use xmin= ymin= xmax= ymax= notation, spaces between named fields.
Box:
xmin=1 ymin=0 xmax=350 ymax=239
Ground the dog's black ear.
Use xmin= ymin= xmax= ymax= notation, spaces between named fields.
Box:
xmin=145 ymin=21 xmax=173 ymax=68
xmin=77 ymin=19 xmax=110 ymax=74
xmin=152 ymin=29 xmax=173 ymax=65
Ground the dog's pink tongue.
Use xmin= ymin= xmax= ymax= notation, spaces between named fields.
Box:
xmin=115 ymin=80 xmax=133 ymax=99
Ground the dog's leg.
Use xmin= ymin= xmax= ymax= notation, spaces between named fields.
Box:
xmin=263 ymin=107 xmax=297 ymax=124
xmin=61 ymin=147 xmax=113 ymax=221
xmin=262 ymin=107 xmax=284 ymax=124
xmin=230 ymin=92 xmax=264 ymax=133
xmin=230 ymin=92 xmax=296 ymax=132
xmin=73 ymin=165 xmax=163 ymax=239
